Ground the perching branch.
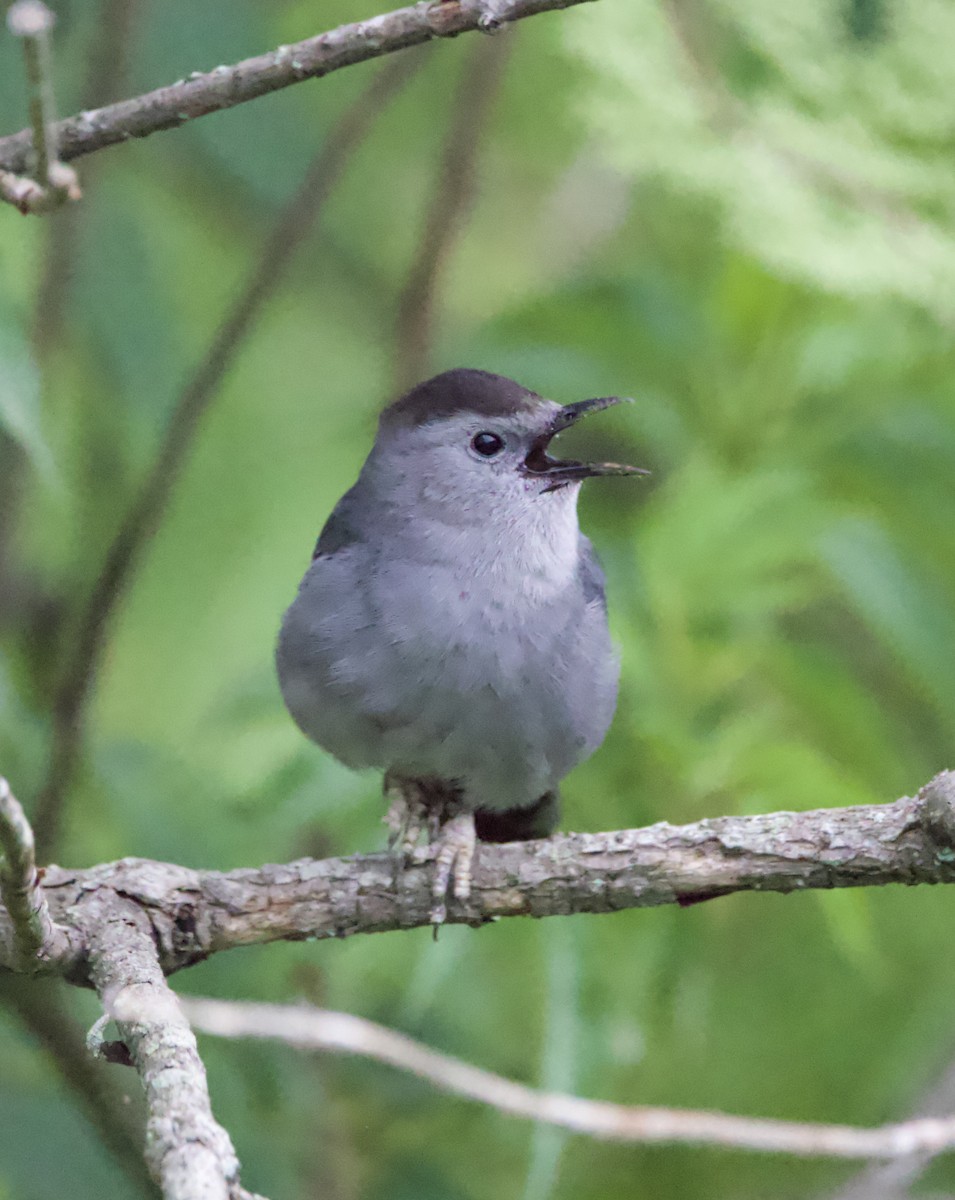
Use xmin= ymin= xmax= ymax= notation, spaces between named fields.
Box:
xmin=4 ymin=772 xmax=955 ymax=984
xmin=32 ymin=51 xmax=423 ymax=859
xmin=0 ymin=773 xmax=954 ymax=1196
xmin=182 ymin=995 xmax=955 ymax=1161
xmin=0 ymin=0 xmax=596 ymax=178
xmin=2 ymin=0 xmax=81 ymax=213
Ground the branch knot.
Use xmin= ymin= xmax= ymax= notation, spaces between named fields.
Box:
xmin=917 ymin=771 xmax=955 ymax=857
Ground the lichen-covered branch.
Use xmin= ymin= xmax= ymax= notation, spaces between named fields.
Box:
xmin=0 ymin=0 xmax=596 ymax=177
xmin=2 ymin=773 xmax=954 ymax=986
xmin=0 ymin=773 xmax=952 ymax=1195
xmin=81 ymin=895 xmax=256 ymax=1200
xmin=0 ymin=777 xmax=76 ymax=969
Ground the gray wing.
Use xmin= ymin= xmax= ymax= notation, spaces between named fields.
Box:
xmin=578 ymin=534 xmax=608 ymax=610
xmin=312 ymin=486 xmax=364 ymax=559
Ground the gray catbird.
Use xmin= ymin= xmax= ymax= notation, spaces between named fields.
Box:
xmin=276 ymin=369 xmax=645 ymax=921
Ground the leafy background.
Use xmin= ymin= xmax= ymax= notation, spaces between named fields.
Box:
xmin=2 ymin=0 xmax=955 ymax=1197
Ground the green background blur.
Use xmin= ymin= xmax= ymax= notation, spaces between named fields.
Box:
xmin=2 ymin=1 xmax=955 ymax=1197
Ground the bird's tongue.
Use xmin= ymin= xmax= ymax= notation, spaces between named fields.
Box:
xmin=524 ymin=396 xmax=649 ymax=481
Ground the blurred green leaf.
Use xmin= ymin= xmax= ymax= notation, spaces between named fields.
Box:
xmin=820 ymin=518 xmax=955 ymax=729
xmin=0 ymin=318 xmax=54 ymax=481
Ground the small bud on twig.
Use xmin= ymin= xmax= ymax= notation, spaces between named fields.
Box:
xmin=3 ymin=0 xmax=81 ymax=212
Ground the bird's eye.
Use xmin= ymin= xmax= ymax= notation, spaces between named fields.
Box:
xmin=471 ymin=431 xmax=504 ymax=457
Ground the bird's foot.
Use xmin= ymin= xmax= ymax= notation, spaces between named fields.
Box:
xmin=384 ymin=776 xmax=476 ymax=926
xmin=383 ymin=775 xmax=428 ymax=855
xmin=429 ymin=809 xmax=476 ymax=926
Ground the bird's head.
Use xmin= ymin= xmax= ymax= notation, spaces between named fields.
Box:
xmin=368 ymin=369 xmax=647 ymax=523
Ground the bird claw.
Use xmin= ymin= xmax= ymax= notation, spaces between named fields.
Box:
xmin=384 ymin=777 xmax=428 ymax=855
xmin=429 ymin=810 xmax=476 ymax=925
xmin=383 ymin=776 xmax=477 ymax=926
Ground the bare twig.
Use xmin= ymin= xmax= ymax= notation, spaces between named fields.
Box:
xmin=0 ymin=0 xmax=596 ymax=177
xmin=825 ymin=1046 xmax=955 ymax=1199
xmin=4 ymin=0 xmax=81 ymax=213
xmin=32 ymin=51 xmax=423 ymax=859
xmin=182 ymin=995 xmax=955 ymax=1161
xmin=0 ymin=777 xmax=74 ymax=969
xmin=83 ymin=897 xmax=258 ymax=1200
xmin=8 ymin=0 xmax=58 ymax=186
xmin=394 ymin=34 xmax=512 ymax=390
xmin=4 ymin=773 xmax=955 ymax=984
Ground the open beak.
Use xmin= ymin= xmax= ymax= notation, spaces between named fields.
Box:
xmin=522 ymin=396 xmax=649 ymax=489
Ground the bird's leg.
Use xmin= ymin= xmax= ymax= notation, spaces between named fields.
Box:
xmin=383 ymin=773 xmax=428 ymax=854
xmin=430 ymin=808 xmax=477 ymax=926
xmin=384 ymin=776 xmax=476 ymax=924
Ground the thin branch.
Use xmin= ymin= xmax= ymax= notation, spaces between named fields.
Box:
xmin=83 ymin=897 xmax=261 ymax=1200
xmin=4 ymin=0 xmax=81 ymax=212
xmin=825 ymin=1045 xmax=955 ymax=1200
xmin=3 ymin=772 xmax=955 ymax=984
xmin=8 ymin=0 xmax=58 ymax=186
xmin=181 ymin=995 xmax=955 ymax=1161
xmin=0 ymin=166 xmax=45 ymax=212
xmin=0 ymin=0 xmax=596 ymax=177
xmin=393 ymin=33 xmax=511 ymax=391
xmin=32 ymin=51 xmax=423 ymax=859
xmin=0 ymin=777 xmax=75 ymax=969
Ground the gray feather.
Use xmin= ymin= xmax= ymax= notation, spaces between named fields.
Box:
xmin=579 ymin=535 xmax=608 ymax=610
xmin=312 ymin=489 xmax=363 ymax=560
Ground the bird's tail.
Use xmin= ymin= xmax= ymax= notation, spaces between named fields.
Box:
xmin=474 ymin=791 xmax=559 ymax=843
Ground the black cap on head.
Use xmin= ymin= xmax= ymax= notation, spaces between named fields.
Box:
xmin=382 ymin=369 xmax=543 ymax=429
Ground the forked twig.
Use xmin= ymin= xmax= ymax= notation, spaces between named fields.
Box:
xmin=3 ymin=0 xmax=81 ymax=213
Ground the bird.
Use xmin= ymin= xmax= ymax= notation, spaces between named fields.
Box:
xmin=276 ymin=368 xmax=646 ymax=923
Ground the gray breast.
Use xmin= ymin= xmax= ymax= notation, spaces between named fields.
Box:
xmin=276 ymin=532 xmax=618 ymax=811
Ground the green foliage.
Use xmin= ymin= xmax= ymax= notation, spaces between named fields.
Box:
xmin=568 ymin=0 xmax=955 ymax=319
xmin=2 ymin=1 xmax=955 ymax=1197
xmin=0 ymin=307 xmax=53 ymax=479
